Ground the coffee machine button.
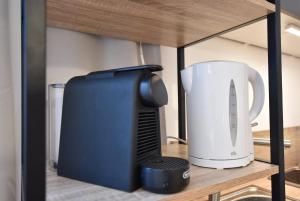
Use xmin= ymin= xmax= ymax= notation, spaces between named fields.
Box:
xmin=139 ymin=74 xmax=168 ymax=107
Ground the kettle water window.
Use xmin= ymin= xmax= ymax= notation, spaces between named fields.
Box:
xmin=229 ymin=80 xmax=237 ymax=147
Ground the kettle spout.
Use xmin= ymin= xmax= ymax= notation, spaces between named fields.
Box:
xmin=180 ymin=68 xmax=192 ymax=94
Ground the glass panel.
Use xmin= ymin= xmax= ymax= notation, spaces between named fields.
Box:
xmin=48 ymin=84 xmax=65 ymax=170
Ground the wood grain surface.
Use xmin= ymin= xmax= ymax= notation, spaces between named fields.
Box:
xmin=47 ymin=144 xmax=278 ymax=201
xmin=166 ymin=127 xmax=300 ymax=201
xmin=47 ymin=0 xmax=274 ymax=47
xmin=254 ymin=126 xmax=300 ymax=169
xmin=161 ymin=144 xmax=278 ymax=201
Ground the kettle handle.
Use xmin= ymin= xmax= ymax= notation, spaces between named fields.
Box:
xmin=248 ymin=67 xmax=265 ymax=122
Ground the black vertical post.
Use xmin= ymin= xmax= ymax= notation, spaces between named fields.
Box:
xmin=177 ymin=47 xmax=186 ymax=140
xmin=267 ymin=0 xmax=285 ymax=200
xmin=21 ymin=0 xmax=46 ymax=201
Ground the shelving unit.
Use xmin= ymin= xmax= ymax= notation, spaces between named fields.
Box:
xmin=47 ymin=144 xmax=278 ymax=201
xmin=21 ymin=0 xmax=285 ymax=201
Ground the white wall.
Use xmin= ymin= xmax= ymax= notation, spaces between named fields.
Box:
xmin=0 ymin=0 xmax=18 ymax=200
xmin=9 ymin=0 xmax=21 ymax=200
xmin=160 ymin=47 xmax=178 ymax=138
xmin=47 ymin=28 xmax=101 ymax=84
xmin=47 ymin=27 xmax=140 ymax=84
xmin=161 ymin=37 xmax=300 ymax=136
xmin=47 ymin=28 xmax=300 ymax=139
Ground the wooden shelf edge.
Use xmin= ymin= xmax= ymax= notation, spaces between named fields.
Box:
xmin=47 ymin=144 xmax=278 ymax=201
xmin=247 ymin=0 xmax=275 ymax=12
xmin=161 ymin=144 xmax=279 ymax=201
xmin=161 ymin=163 xmax=278 ymax=201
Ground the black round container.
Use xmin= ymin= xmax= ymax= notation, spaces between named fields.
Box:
xmin=140 ymin=157 xmax=190 ymax=194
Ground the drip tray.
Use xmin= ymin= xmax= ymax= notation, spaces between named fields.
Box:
xmin=221 ymin=186 xmax=298 ymax=201
xmin=286 ymin=167 xmax=300 ymax=188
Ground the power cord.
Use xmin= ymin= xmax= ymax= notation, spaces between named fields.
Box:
xmin=166 ymin=136 xmax=188 ymax=144
xmin=139 ymin=41 xmax=145 ymax=65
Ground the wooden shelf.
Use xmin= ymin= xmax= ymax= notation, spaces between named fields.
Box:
xmin=47 ymin=0 xmax=275 ymax=47
xmin=47 ymin=144 xmax=278 ymax=201
xmin=161 ymin=144 xmax=278 ymax=201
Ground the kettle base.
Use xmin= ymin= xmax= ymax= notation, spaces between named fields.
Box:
xmin=189 ymin=155 xmax=252 ymax=169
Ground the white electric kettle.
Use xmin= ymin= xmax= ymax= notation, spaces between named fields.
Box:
xmin=181 ymin=61 xmax=264 ymax=168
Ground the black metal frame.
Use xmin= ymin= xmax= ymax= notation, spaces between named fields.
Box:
xmin=21 ymin=0 xmax=46 ymax=200
xmin=177 ymin=0 xmax=285 ymax=200
xmin=267 ymin=0 xmax=285 ymax=200
xmin=177 ymin=47 xmax=186 ymax=141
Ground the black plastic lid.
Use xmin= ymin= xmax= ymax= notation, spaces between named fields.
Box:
xmin=141 ymin=157 xmax=189 ymax=170
xmin=140 ymin=157 xmax=190 ymax=194
xmin=88 ymin=65 xmax=162 ymax=77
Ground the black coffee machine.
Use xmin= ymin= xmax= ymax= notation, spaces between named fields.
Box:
xmin=58 ymin=65 xmax=168 ymax=192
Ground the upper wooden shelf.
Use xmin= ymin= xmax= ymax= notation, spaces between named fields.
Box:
xmin=47 ymin=144 xmax=278 ymax=201
xmin=47 ymin=0 xmax=275 ymax=47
